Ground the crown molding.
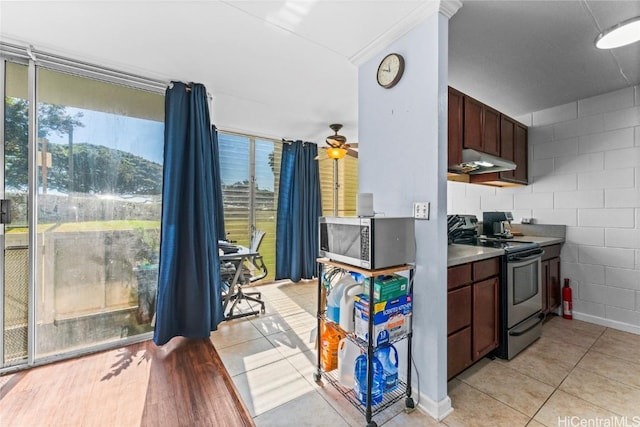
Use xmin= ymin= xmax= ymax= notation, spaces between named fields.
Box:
xmin=440 ymin=0 xmax=463 ymax=19
xmin=349 ymin=1 xmax=463 ymax=66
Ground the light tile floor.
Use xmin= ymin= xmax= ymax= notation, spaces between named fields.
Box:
xmin=210 ymin=280 xmax=640 ymax=427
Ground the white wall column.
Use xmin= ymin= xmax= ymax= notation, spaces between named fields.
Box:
xmin=356 ymin=1 xmax=461 ymax=420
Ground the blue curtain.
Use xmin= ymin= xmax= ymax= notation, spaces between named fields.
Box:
xmin=275 ymin=141 xmax=322 ymax=282
xmin=154 ymin=82 xmax=224 ymax=345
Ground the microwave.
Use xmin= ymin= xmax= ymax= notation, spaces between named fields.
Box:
xmin=318 ymin=216 xmax=415 ymax=270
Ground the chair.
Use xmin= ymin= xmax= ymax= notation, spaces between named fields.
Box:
xmin=219 ymin=231 xmax=267 ymax=320
xmin=246 ymin=230 xmax=268 ymax=282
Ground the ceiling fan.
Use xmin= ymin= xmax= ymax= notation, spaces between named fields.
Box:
xmin=320 ymin=124 xmax=358 ymax=159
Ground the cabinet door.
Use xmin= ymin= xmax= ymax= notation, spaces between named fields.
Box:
xmin=472 ymin=277 xmax=499 ymax=360
xmin=463 ymin=96 xmax=483 ymax=152
xmin=482 ymin=106 xmax=501 ymax=157
xmin=448 ymin=327 xmax=472 ymax=379
xmin=473 ymin=257 xmax=500 ymax=282
xmin=448 ymin=87 xmax=464 ymax=168
xmin=500 ymin=115 xmax=516 ymax=180
xmin=548 ymin=257 xmax=561 ymax=311
xmin=448 ymin=286 xmax=472 ymax=334
xmin=448 ymin=263 xmax=472 ymax=290
xmin=541 ymin=260 xmax=549 ymax=314
xmin=513 ymin=123 xmax=528 ymax=184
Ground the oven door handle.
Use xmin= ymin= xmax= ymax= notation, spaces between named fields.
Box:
xmin=509 ymin=313 xmax=545 ymax=337
xmin=510 ymin=250 xmax=544 ymax=262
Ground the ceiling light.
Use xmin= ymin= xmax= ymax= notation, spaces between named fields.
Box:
xmin=326 ymin=147 xmax=347 ymax=159
xmin=595 ymin=16 xmax=640 ymax=49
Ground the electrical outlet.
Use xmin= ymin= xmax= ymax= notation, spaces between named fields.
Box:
xmin=413 ymin=202 xmax=430 ymax=220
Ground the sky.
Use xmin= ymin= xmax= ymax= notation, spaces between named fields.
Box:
xmin=46 ymin=107 xmax=164 ymax=164
xmin=46 ymin=106 xmax=276 ymax=191
xmin=218 ymin=133 xmax=276 ymax=192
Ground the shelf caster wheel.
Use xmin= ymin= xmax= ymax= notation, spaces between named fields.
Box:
xmin=366 ymin=421 xmax=378 ymax=427
xmin=313 ymin=372 xmax=322 ymax=382
xmin=405 ymin=397 xmax=415 ymax=409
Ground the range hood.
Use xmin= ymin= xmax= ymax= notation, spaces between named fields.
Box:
xmin=450 ymin=149 xmax=517 ymax=175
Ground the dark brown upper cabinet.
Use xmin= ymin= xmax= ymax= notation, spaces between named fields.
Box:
xmin=482 ymin=105 xmax=500 ymax=157
xmin=448 ymin=86 xmax=529 ymax=186
xmin=498 ymin=115 xmax=528 ymax=185
xmin=513 ymin=123 xmax=528 ymax=184
xmin=463 ymin=96 xmax=483 ymax=152
xmin=463 ymin=95 xmax=500 ymax=157
xmin=448 ymin=87 xmax=464 ymax=168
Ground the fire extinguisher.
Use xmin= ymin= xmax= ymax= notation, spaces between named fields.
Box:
xmin=562 ymin=278 xmax=573 ymax=320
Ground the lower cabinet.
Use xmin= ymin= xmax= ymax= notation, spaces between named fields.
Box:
xmin=542 ymin=244 xmax=562 ymax=314
xmin=447 ymin=257 xmax=499 ymax=379
xmin=447 ymin=327 xmax=471 ymax=379
xmin=472 ymin=277 xmax=499 ymax=360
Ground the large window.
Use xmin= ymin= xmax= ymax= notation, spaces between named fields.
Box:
xmin=2 ymin=52 xmax=165 ymax=365
xmin=218 ymin=133 xmax=358 ymax=284
xmin=318 ymin=155 xmax=359 ymax=217
xmin=34 ymin=68 xmax=164 ymax=357
xmin=218 ymin=132 xmax=281 ymax=281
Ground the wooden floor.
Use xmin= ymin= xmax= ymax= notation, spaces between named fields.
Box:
xmin=0 ymin=337 xmax=255 ymax=427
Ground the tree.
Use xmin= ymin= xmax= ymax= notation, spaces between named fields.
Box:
xmin=4 ymin=99 xmax=162 ymax=195
xmin=4 ymin=98 xmax=29 ymax=190
xmin=4 ymin=98 xmax=84 ymax=190
xmin=37 ymin=103 xmax=84 ymax=139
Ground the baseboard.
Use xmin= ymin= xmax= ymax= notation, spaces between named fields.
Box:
xmin=416 ymin=391 xmax=453 ymax=421
xmin=573 ymin=311 xmax=640 ymax=335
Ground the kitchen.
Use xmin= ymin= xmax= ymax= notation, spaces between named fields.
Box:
xmin=0 ymin=1 xmax=638 ymax=425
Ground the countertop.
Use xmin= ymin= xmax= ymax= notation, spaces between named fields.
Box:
xmin=447 ymin=235 xmax=565 ymax=267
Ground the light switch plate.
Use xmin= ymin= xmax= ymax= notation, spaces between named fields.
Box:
xmin=413 ymin=202 xmax=430 ymax=220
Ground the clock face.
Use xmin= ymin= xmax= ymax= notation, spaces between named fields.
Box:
xmin=377 ymin=53 xmax=405 ymax=88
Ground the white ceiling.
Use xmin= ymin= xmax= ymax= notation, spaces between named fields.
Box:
xmin=449 ymin=0 xmax=640 ymax=119
xmin=1 ymin=1 xmax=639 ymax=146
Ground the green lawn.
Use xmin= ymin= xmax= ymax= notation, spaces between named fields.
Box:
xmin=9 ymin=218 xmax=278 ymax=282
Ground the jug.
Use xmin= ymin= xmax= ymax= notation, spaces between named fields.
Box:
xmin=320 ymin=320 xmax=344 ymax=371
xmin=339 ymin=282 xmax=364 ymax=332
xmin=337 ymin=338 xmax=361 ymax=387
xmin=326 ymin=274 xmax=356 ymax=323
xmin=353 ymin=353 xmax=384 ymax=406
xmin=376 ymin=344 xmax=399 ymax=392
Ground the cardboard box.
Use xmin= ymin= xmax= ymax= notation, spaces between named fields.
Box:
xmin=354 ymin=294 xmax=412 ymax=346
xmin=363 ymin=274 xmax=408 ymax=302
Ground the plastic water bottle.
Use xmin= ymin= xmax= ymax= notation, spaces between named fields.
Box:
xmin=376 ymin=344 xmax=399 ymax=392
xmin=353 ymin=353 xmax=384 ymax=406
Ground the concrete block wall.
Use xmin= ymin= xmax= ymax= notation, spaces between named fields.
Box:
xmin=447 ymin=85 xmax=640 ymax=333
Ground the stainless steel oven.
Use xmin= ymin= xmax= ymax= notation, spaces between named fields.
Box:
xmin=497 ymin=243 xmax=545 ymax=360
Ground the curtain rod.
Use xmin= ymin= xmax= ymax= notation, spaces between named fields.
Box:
xmin=1 ymin=41 xmax=168 ymax=94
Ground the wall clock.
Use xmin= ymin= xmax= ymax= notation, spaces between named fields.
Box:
xmin=376 ymin=53 xmax=405 ymax=89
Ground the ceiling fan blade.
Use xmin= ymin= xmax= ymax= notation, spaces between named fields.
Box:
xmin=346 ymin=148 xmax=359 ymax=159
xmin=348 ymin=142 xmax=358 ymax=148
xmin=326 ymin=136 xmax=346 ymax=146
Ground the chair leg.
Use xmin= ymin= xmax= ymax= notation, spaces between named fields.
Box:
xmin=243 ymin=290 xmax=262 ymax=298
xmin=223 ymin=283 xmax=266 ymax=319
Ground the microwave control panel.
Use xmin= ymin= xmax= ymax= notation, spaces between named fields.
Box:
xmin=360 ymin=226 xmax=370 ymax=262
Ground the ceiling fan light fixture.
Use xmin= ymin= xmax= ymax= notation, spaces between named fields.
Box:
xmin=595 ymin=16 xmax=640 ymax=49
xmin=327 ymin=147 xmax=347 ymax=159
